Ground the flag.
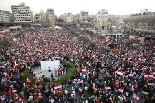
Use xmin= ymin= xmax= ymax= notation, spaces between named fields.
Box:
xmin=54 ymin=83 xmax=61 ymax=89
xmin=116 ymin=71 xmax=124 ymax=76
xmin=4 ymin=28 xmax=10 ymax=32
xmin=82 ymin=68 xmax=87 ymax=72
xmin=27 ymin=77 xmax=31 ymax=83
xmin=118 ymin=89 xmax=124 ymax=93
xmin=104 ymin=36 xmax=111 ymax=46
xmin=105 ymin=86 xmax=111 ymax=90
xmin=105 ymin=36 xmax=110 ymax=42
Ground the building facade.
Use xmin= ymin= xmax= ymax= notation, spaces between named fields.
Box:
xmin=73 ymin=14 xmax=80 ymax=23
xmin=95 ymin=9 xmax=109 ymax=32
xmin=65 ymin=13 xmax=73 ymax=23
xmin=80 ymin=10 xmax=89 ymax=22
xmin=46 ymin=8 xmax=55 ymax=22
xmin=60 ymin=13 xmax=73 ymax=23
xmin=34 ymin=12 xmax=46 ymax=22
xmin=11 ymin=2 xmax=32 ymax=22
xmin=0 ymin=10 xmax=11 ymax=22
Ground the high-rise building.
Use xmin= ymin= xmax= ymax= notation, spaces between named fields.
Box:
xmin=11 ymin=2 xmax=32 ymax=22
xmin=0 ymin=10 xmax=11 ymax=22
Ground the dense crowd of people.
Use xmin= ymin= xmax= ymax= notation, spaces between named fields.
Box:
xmin=0 ymin=25 xmax=154 ymax=103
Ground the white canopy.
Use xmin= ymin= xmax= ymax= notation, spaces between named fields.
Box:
xmin=54 ymin=26 xmax=62 ymax=29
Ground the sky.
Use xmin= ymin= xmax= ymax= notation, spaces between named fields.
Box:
xmin=0 ymin=0 xmax=154 ymax=16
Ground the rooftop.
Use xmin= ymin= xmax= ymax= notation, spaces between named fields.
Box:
xmin=124 ymin=14 xmax=155 ymax=23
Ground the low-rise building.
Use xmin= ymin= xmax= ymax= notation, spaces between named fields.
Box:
xmin=34 ymin=12 xmax=46 ymax=22
xmin=0 ymin=10 xmax=11 ymax=22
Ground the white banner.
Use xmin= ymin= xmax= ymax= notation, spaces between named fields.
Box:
xmin=40 ymin=60 xmax=60 ymax=71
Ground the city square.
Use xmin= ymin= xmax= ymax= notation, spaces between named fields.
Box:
xmin=0 ymin=0 xmax=155 ymax=103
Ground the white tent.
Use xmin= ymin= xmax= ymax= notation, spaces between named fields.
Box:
xmin=54 ymin=26 xmax=62 ymax=29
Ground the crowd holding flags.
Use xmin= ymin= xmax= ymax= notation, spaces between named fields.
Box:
xmin=0 ymin=28 xmax=10 ymax=33
xmin=104 ymin=35 xmax=111 ymax=47
xmin=0 ymin=24 xmax=154 ymax=102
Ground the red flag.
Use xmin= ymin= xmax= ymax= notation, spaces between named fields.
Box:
xmin=4 ymin=28 xmax=10 ymax=32
xmin=105 ymin=36 xmax=111 ymax=47
xmin=105 ymin=36 xmax=110 ymax=42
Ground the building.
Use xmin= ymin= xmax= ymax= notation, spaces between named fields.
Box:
xmin=0 ymin=10 xmax=11 ymax=22
xmin=80 ymin=10 xmax=89 ymax=22
xmin=46 ymin=8 xmax=55 ymax=29
xmin=34 ymin=11 xmax=46 ymax=22
xmin=96 ymin=9 xmax=108 ymax=22
xmin=30 ymin=11 xmax=34 ymax=22
xmin=124 ymin=14 xmax=155 ymax=45
xmin=71 ymin=14 xmax=80 ymax=24
xmin=60 ymin=13 xmax=73 ymax=23
xmin=46 ymin=8 xmax=55 ymax=22
xmin=11 ymin=2 xmax=32 ymax=22
xmin=108 ymin=15 xmax=125 ymax=33
xmin=95 ymin=9 xmax=109 ymax=33
xmin=65 ymin=13 xmax=73 ymax=23
xmin=62 ymin=13 xmax=66 ymax=22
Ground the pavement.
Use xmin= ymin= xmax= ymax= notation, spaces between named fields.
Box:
xmin=33 ymin=67 xmax=59 ymax=80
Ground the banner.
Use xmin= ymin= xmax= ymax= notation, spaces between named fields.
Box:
xmin=40 ymin=60 xmax=60 ymax=71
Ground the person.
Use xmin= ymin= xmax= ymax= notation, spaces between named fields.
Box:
xmin=51 ymin=73 xmax=53 ymax=80
xmin=55 ymin=69 xmax=57 ymax=77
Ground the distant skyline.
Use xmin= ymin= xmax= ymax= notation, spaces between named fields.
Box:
xmin=0 ymin=0 xmax=154 ymax=16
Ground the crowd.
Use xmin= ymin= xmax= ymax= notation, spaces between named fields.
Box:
xmin=0 ymin=25 xmax=154 ymax=103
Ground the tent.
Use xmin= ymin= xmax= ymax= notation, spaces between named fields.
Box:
xmin=54 ymin=26 xmax=62 ymax=29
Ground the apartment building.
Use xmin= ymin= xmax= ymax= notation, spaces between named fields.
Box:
xmin=0 ymin=10 xmax=11 ymax=22
xmin=11 ymin=2 xmax=32 ymax=22
xmin=95 ymin=9 xmax=109 ymax=32
xmin=46 ymin=8 xmax=55 ymax=22
xmin=34 ymin=11 xmax=46 ymax=22
xmin=80 ymin=10 xmax=89 ymax=22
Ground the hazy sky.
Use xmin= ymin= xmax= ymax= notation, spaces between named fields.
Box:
xmin=0 ymin=0 xmax=154 ymax=16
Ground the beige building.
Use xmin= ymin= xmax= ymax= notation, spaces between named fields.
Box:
xmin=34 ymin=12 xmax=46 ymax=22
xmin=73 ymin=13 xmax=80 ymax=23
xmin=60 ymin=13 xmax=73 ymax=23
xmin=95 ymin=9 xmax=109 ymax=32
xmin=80 ymin=10 xmax=89 ymax=22
xmin=46 ymin=8 xmax=55 ymax=22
